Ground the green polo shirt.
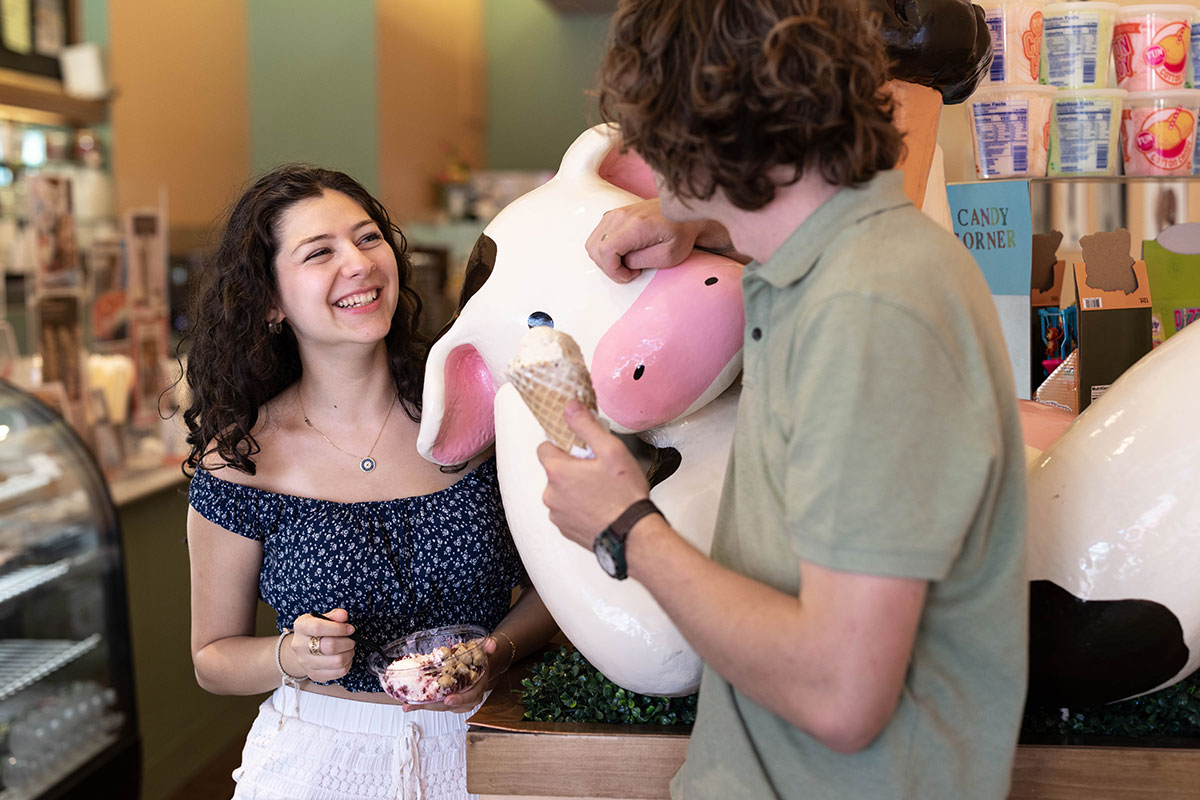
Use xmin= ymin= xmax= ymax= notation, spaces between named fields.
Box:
xmin=672 ymin=171 xmax=1028 ymax=799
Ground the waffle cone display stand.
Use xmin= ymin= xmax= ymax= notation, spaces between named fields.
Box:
xmin=464 ymin=658 xmax=1200 ymax=799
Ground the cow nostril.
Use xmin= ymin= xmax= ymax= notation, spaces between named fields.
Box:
xmin=633 ymin=365 xmax=645 ymax=380
xmin=704 ymin=277 xmax=718 ymax=286
xmin=527 ymin=311 xmax=554 ymax=328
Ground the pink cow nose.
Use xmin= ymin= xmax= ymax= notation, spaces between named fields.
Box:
xmin=592 ymin=251 xmax=744 ymax=431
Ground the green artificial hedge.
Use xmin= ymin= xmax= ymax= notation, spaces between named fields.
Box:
xmin=520 ymin=646 xmax=697 ymax=725
xmin=1022 ymin=669 xmax=1200 ymax=738
xmin=521 ymin=646 xmax=1200 ymax=740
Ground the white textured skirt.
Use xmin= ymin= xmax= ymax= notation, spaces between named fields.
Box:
xmin=231 ymin=685 xmax=481 ymax=800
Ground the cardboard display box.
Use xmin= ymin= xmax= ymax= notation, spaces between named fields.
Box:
xmin=1143 ymin=223 xmax=1200 ymax=348
xmin=1030 ymin=231 xmax=1070 ymax=395
xmin=1058 ymin=230 xmax=1152 ymax=413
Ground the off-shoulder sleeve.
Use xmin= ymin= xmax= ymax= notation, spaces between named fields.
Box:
xmin=188 ymin=468 xmax=274 ymax=542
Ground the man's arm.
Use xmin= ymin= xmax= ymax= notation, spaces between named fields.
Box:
xmin=538 ymin=404 xmax=926 ymax=754
xmin=586 ymin=198 xmax=748 ymax=282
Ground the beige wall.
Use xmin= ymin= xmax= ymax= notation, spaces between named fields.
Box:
xmin=377 ymin=0 xmax=485 ymax=222
xmin=108 ymin=0 xmax=250 ymax=249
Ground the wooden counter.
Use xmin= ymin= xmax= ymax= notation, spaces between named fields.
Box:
xmin=466 ymin=671 xmax=1200 ymax=799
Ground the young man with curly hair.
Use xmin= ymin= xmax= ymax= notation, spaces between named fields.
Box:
xmin=537 ymin=0 xmax=1028 ymax=797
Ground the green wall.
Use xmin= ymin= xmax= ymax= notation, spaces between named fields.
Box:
xmin=484 ymin=0 xmax=611 ymax=170
xmin=245 ymin=0 xmax=379 ymax=192
xmin=79 ymin=0 xmax=107 ymax=44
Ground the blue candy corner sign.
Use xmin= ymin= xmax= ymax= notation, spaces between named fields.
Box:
xmin=946 ymin=180 xmax=1033 ymax=399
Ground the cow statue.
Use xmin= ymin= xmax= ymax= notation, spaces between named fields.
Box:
xmin=1023 ymin=322 xmax=1200 ymax=708
xmin=417 ymin=124 xmax=745 ymax=696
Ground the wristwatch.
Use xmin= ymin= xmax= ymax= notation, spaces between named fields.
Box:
xmin=594 ymin=498 xmax=663 ymax=580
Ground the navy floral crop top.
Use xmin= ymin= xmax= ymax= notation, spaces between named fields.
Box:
xmin=188 ymin=456 xmax=523 ymax=693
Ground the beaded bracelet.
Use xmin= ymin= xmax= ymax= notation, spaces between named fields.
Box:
xmin=275 ymin=628 xmax=306 ymax=683
xmin=494 ymin=630 xmax=517 ymax=672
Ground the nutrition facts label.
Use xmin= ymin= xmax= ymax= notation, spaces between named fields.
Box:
xmin=1192 ymin=22 xmax=1200 ymax=80
xmin=1044 ymin=13 xmax=1100 ymax=85
xmin=973 ymin=100 xmax=1030 ymax=177
xmin=986 ymin=10 xmax=1005 ymax=81
xmin=1054 ymin=101 xmax=1112 ymax=172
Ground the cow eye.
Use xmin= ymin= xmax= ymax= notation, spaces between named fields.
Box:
xmin=527 ymin=312 xmax=554 ymax=328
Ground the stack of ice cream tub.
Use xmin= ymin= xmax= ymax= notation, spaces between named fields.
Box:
xmin=1112 ymin=4 xmax=1199 ymax=176
xmin=968 ymin=0 xmax=1200 ymax=178
xmin=968 ymin=0 xmax=1055 ymax=178
xmin=1043 ymin=2 xmax=1125 ymax=176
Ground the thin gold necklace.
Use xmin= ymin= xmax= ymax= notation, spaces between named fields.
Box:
xmin=298 ymin=390 xmax=396 ymax=473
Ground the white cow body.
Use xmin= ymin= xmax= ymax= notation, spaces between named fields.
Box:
xmin=418 ymin=125 xmax=744 ymax=695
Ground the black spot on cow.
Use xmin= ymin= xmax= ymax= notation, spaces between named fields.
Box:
xmin=434 ymin=234 xmax=497 ymax=343
xmin=1027 ymin=580 xmax=1189 ymax=708
xmin=646 ymin=446 xmax=681 ymax=489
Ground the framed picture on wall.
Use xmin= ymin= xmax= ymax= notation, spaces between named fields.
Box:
xmin=0 ymin=0 xmax=72 ymax=79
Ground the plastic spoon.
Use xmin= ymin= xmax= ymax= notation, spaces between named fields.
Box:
xmin=311 ymin=611 xmax=390 ymax=661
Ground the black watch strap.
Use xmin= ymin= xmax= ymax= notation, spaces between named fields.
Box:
xmin=593 ymin=498 xmax=664 ymax=580
xmin=608 ymin=498 xmax=663 ymax=540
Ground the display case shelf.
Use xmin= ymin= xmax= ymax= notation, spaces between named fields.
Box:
xmin=1029 ymin=175 xmax=1200 ymax=184
xmin=0 ymin=636 xmax=101 ymax=702
xmin=0 ymin=561 xmax=70 ymax=606
xmin=0 ymin=732 xmax=119 ymax=800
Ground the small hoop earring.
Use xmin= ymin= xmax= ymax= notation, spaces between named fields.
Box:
xmin=268 ymin=320 xmax=282 ymax=334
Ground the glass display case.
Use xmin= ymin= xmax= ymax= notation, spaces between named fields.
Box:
xmin=0 ymin=379 xmax=139 ymax=798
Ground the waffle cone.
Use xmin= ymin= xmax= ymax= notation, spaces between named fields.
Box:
xmin=505 ymin=333 xmax=597 ymax=453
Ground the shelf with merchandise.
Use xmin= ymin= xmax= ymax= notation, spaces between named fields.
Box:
xmin=0 ymin=69 xmax=105 ymax=129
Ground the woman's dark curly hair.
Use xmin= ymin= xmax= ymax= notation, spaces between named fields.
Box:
xmin=181 ymin=164 xmax=427 ymax=476
xmin=596 ymin=0 xmax=903 ymax=210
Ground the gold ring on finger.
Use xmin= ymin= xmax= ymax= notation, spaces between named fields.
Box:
xmin=309 ymin=635 xmax=321 ymax=655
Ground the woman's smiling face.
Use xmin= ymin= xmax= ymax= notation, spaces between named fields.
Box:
xmin=271 ymin=189 xmax=400 ymax=350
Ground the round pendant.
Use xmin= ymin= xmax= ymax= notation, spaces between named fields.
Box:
xmin=360 ymin=457 xmax=376 ymax=473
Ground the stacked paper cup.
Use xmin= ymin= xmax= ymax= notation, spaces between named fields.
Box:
xmin=1112 ymin=4 xmax=1200 ymax=175
xmin=969 ymin=0 xmax=1054 ymax=178
xmin=1042 ymin=2 xmax=1125 ymax=176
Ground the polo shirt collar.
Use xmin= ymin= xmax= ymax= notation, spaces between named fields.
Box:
xmin=750 ymin=170 xmax=911 ymax=288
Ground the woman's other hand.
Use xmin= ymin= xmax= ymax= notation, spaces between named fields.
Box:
xmin=290 ymin=608 xmax=356 ymax=683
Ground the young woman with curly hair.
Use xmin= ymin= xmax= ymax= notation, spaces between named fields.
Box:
xmin=541 ymin=2 xmax=1028 ymax=798
xmin=183 ymin=164 xmax=555 ymax=799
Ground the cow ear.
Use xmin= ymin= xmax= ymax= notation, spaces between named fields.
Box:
xmin=419 ymin=341 xmax=497 ymax=466
xmin=597 ymin=147 xmax=658 ymax=199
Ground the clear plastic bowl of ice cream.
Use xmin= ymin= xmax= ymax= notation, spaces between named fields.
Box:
xmin=367 ymin=624 xmax=489 ymax=705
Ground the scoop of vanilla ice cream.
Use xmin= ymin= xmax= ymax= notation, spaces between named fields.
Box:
xmin=512 ymin=325 xmax=570 ymax=366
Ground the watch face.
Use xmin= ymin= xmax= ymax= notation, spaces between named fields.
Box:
xmin=594 ymin=536 xmax=619 ymax=577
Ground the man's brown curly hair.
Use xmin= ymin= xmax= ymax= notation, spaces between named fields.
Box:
xmin=596 ymin=0 xmax=903 ymax=210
